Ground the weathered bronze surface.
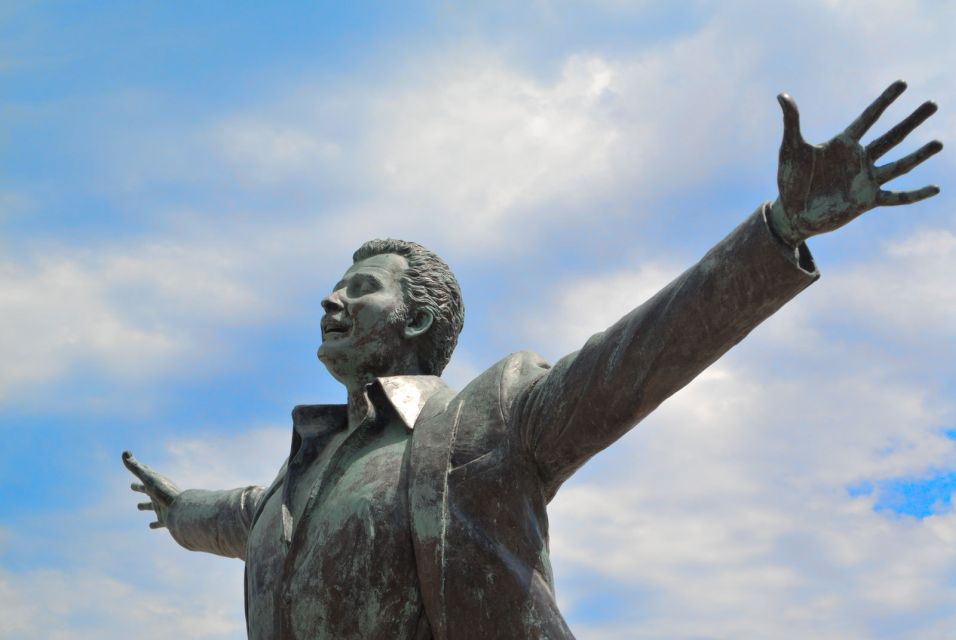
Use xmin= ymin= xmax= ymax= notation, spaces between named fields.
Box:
xmin=123 ymin=82 xmax=942 ymax=639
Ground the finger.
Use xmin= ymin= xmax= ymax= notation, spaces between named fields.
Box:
xmin=844 ymin=80 xmax=907 ymax=141
xmin=131 ymin=483 xmax=147 ymax=494
xmin=122 ymin=450 xmax=146 ymax=478
xmin=137 ymin=502 xmax=155 ymax=511
xmin=777 ymin=92 xmax=804 ymax=149
xmin=876 ymin=185 xmax=940 ymax=206
xmin=867 ymin=101 xmax=938 ymax=160
xmin=875 ymin=140 xmax=943 ymax=183
xmin=122 ymin=450 xmax=154 ymax=485
xmin=149 ymin=521 xmax=166 ymax=530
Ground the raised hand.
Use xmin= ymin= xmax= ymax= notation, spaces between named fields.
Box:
xmin=122 ymin=450 xmax=181 ymax=530
xmin=769 ymin=80 xmax=943 ymax=246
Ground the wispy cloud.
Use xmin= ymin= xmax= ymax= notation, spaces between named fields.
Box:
xmin=823 ymin=227 xmax=956 ymax=341
xmin=0 ymin=240 xmax=276 ymax=402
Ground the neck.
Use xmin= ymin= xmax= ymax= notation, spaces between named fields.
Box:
xmin=346 ymin=388 xmax=375 ymax=431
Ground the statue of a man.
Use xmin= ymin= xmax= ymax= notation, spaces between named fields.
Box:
xmin=123 ymin=82 xmax=942 ymax=639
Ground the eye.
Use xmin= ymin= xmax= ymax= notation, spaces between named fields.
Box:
xmin=347 ymin=276 xmax=380 ymax=297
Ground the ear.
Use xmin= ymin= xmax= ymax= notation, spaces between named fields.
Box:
xmin=403 ymin=308 xmax=434 ymax=339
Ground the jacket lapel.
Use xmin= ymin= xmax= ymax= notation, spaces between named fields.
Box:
xmin=407 ymin=384 xmax=459 ymax=640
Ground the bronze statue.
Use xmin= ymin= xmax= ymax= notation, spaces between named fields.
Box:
xmin=123 ymin=81 xmax=942 ymax=639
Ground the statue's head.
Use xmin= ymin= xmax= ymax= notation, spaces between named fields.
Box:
xmin=317 ymin=239 xmax=464 ymax=390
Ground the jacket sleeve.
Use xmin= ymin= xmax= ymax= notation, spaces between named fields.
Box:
xmin=511 ymin=204 xmax=819 ymax=498
xmin=165 ymin=485 xmax=265 ymax=559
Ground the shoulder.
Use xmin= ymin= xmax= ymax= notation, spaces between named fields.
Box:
xmin=500 ymin=350 xmax=552 ymax=385
xmin=452 ymin=350 xmax=552 ymax=409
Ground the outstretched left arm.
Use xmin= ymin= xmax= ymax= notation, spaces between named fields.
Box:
xmin=512 ymin=82 xmax=942 ymax=499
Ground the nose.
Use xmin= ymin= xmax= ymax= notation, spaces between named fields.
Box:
xmin=321 ymin=290 xmax=345 ymax=314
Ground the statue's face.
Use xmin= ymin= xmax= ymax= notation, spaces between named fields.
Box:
xmin=317 ymin=253 xmax=413 ymax=388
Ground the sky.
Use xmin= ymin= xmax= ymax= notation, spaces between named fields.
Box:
xmin=1 ymin=1 xmax=955 ymax=638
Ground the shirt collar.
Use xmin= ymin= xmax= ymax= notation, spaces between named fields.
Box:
xmin=372 ymin=375 xmax=448 ymax=430
xmin=291 ymin=375 xmax=449 ymax=437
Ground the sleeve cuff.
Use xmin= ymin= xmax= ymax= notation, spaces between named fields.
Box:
xmin=166 ymin=487 xmax=261 ymax=559
xmin=760 ymin=201 xmax=819 ymax=277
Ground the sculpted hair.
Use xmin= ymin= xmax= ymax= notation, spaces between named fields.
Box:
xmin=353 ymin=239 xmax=464 ymax=376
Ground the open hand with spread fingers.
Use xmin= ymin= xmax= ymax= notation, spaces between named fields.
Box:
xmin=122 ymin=451 xmax=181 ymax=530
xmin=769 ymin=80 xmax=943 ymax=246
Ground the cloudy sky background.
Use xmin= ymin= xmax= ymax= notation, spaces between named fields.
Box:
xmin=2 ymin=1 xmax=955 ymax=638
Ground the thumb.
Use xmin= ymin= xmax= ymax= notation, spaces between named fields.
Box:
xmin=777 ymin=92 xmax=804 ymax=150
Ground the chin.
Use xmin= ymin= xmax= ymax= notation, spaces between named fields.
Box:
xmin=317 ymin=343 xmax=351 ymax=382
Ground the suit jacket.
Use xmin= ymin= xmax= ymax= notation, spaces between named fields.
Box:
xmin=166 ymin=205 xmax=818 ymax=639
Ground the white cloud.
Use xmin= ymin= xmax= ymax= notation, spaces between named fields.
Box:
xmin=0 ymin=564 xmax=246 ymax=640
xmin=197 ymin=22 xmax=815 ymax=253
xmin=0 ymin=257 xmax=180 ymax=395
xmin=213 ymin=54 xmax=622 ymax=251
xmin=546 ymin=357 xmax=956 ymax=639
xmin=195 ymin=0 xmax=956 ymax=263
xmin=214 ymin=120 xmax=343 ymax=186
xmin=0 ymin=239 xmax=276 ymax=402
xmin=364 ymin=55 xmax=619 ymax=246
xmin=525 ymin=261 xmax=682 ymax=353
xmin=821 ymin=227 xmax=956 ymax=340
xmin=163 ymin=426 xmax=291 ymax=489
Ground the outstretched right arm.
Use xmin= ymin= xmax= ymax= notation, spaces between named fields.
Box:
xmin=122 ymin=450 xmax=264 ymax=560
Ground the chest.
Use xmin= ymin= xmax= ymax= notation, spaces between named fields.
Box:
xmin=291 ymin=425 xmax=412 ymax=531
xmin=248 ymin=420 xmax=413 ymax=568
xmin=245 ymin=420 xmax=424 ymax=638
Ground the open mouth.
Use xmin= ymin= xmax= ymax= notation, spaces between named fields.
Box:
xmin=321 ymin=317 xmax=350 ymax=338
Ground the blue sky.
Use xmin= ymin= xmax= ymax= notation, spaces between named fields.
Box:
xmin=2 ymin=1 xmax=955 ymax=638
